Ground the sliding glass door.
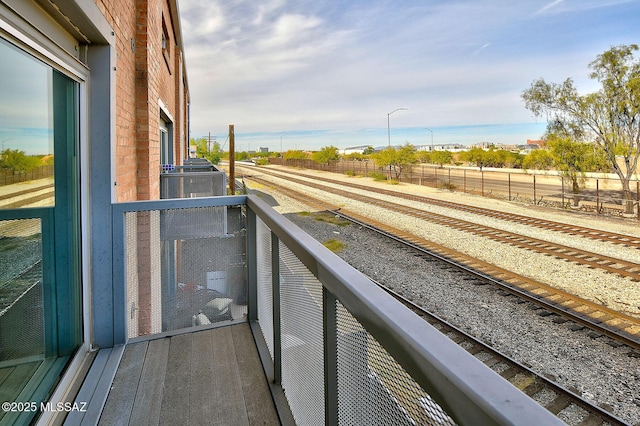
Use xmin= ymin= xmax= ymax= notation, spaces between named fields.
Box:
xmin=0 ymin=36 xmax=82 ymax=424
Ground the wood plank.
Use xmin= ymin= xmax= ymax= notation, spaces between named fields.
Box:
xmin=189 ymin=327 xmax=249 ymax=425
xmin=210 ymin=327 xmax=248 ymax=426
xmin=159 ymin=333 xmax=192 ymax=426
xmin=98 ymin=342 xmax=148 ymax=425
xmin=232 ymin=323 xmax=281 ymax=425
xmin=188 ymin=328 xmax=216 ymax=424
xmin=129 ymin=338 xmax=170 ymax=425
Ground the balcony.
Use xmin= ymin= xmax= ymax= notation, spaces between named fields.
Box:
xmin=68 ymin=194 xmax=561 ymax=425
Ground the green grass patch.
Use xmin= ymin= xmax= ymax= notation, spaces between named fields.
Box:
xmin=297 ymin=211 xmax=312 ymax=216
xmin=313 ymin=212 xmax=351 ymax=226
xmin=323 ymin=238 xmax=345 ymax=253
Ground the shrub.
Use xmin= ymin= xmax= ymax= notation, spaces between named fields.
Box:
xmin=370 ymin=171 xmax=386 ymax=181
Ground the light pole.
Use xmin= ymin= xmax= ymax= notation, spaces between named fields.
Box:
xmin=387 ymin=108 xmax=408 ymax=147
xmin=1 ymin=139 xmax=12 ymax=151
xmin=425 ymin=128 xmax=433 ymax=151
xmin=280 ymin=134 xmax=284 ymax=158
xmin=331 ymin=138 xmax=339 ymax=154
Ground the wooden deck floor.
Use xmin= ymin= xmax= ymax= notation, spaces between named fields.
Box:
xmin=97 ymin=323 xmax=280 ymax=425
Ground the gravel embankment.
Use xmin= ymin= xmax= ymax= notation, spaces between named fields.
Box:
xmin=241 ymin=165 xmax=640 ymax=319
xmin=240 ymin=165 xmax=640 ymax=425
xmin=286 ymin=210 xmax=640 ymax=425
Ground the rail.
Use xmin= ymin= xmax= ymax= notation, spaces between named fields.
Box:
xmin=270 ymin=158 xmax=640 ymax=218
xmin=107 ymin=194 xmax=563 ymax=425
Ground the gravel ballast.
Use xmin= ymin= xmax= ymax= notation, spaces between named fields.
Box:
xmin=239 ymin=165 xmax=640 ymax=424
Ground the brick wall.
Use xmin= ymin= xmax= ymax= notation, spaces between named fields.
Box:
xmin=95 ymin=0 xmax=189 ymax=202
xmin=95 ymin=0 xmax=190 ymax=335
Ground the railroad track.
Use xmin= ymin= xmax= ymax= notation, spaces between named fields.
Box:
xmin=248 ymin=166 xmax=640 ymax=249
xmin=243 ymin=174 xmax=640 ymax=351
xmin=380 ymin=278 xmax=630 ymax=426
xmin=244 ymin=171 xmax=640 ymax=280
xmin=0 ymin=183 xmax=54 ymax=208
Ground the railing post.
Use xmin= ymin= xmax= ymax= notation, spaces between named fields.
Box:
xmin=533 ymin=174 xmax=536 ymax=204
xmin=323 ymin=288 xmax=338 ymax=426
xmin=508 ymin=173 xmax=511 ymax=201
xmin=271 ymin=233 xmax=282 ymax=384
xmin=247 ymin=207 xmax=258 ymax=323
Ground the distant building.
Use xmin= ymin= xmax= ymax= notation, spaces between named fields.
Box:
xmin=527 ymin=139 xmax=546 ymax=148
xmin=342 ymin=145 xmax=373 ymax=155
xmin=259 ymin=147 xmax=269 ymax=153
xmin=416 ymin=144 xmax=467 ymax=152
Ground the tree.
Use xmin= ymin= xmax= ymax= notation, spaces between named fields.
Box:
xmin=522 ymin=44 xmax=640 ymax=213
xmin=431 ymin=150 xmax=453 ymax=168
xmin=192 ymin=137 xmax=223 ymax=164
xmin=0 ymin=149 xmax=40 ymax=174
xmin=362 ymin=146 xmax=375 ymax=155
xmin=522 ymin=149 xmax=554 ymax=171
xmin=374 ymin=144 xmax=417 ymax=179
xmin=283 ymin=150 xmax=308 ymax=160
xmin=459 ymin=147 xmax=490 ymax=170
xmin=312 ymin=145 xmax=340 ymax=164
xmin=547 ymin=136 xmax=593 ymax=207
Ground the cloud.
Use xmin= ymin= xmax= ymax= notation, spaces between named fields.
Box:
xmin=536 ymin=0 xmax=565 ymax=15
xmin=179 ymin=0 xmax=640 ymax=148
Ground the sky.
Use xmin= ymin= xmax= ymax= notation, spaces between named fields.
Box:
xmin=179 ymin=0 xmax=640 ymax=152
xmin=0 ymin=37 xmax=53 ymax=155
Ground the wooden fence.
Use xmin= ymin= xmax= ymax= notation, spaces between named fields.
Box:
xmin=0 ymin=165 xmax=54 ymax=186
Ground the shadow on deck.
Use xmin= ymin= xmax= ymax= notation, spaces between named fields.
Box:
xmin=97 ymin=323 xmax=279 ymax=425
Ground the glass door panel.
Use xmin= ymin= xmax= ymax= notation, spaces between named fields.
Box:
xmin=0 ymin=36 xmax=81 ymax=424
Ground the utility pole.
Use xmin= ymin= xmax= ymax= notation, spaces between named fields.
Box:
xmin=229 ymin=125 xmax=235 ymax=194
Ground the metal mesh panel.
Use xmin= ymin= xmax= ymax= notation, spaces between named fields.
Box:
xmin=124 ymin=207 xmax=247 ymax=339
xmin=255 ymin=217 xmax=274 ymax=359
xmin=335 ymin=301 xmax=456 ymax=426
xmin=0 ymin=218 xmax=44 ymax=361
xmin=279 ymin=242 xmax=325 ymax=426
xmin=160 ymin=172 xmax=227 ymax=198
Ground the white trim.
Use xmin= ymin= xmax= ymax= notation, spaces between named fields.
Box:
xmin=36 ymin=348 xmax=94 ymax=426
xmin=0 ymin=14 xmax=88 ymax=81
xmin=158 ymin=97 xmax=175 ymax=122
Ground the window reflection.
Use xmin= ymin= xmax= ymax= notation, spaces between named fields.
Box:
xmin=0 ymin=37 xmax=54 ymax=209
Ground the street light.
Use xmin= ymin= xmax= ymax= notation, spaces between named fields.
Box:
xmin=387 ymin=108 xmax=408 ymax=147
xmin=280 ymin=134 xmax=285 ymax=157
xmin=425 ymin=128 xmax=433 ymax=151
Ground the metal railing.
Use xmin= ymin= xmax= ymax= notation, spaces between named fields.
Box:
xmin=110 ymin=194 xmax=562 ymax=425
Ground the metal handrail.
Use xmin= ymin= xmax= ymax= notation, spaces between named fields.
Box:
xmin=108 ymin=194 xmax=563 ymax=425
xmin=247 ymin=194 xmax=562 ymax=425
